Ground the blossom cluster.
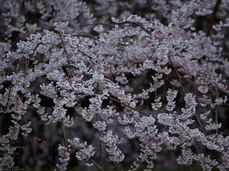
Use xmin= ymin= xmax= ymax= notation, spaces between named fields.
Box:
xmin=0 ymin=0 xmax=229 ymax=170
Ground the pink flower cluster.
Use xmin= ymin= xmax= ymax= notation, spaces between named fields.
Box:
xmin=0 ymin=0 xmax=229 ymax=170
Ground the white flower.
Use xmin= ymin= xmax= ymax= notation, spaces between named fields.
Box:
xmin=92 ymin=71 xmax=104 ymax=82
xmin=21 ymin=121 xmax=32 ymax=136
xmin=57 ymin=145 xmax=70 ymax=171
xmin=93 ymin=121 xmax=106 ymax=131
xmin=151 ymin=97 xmax=162 ymax=110
xmin=205 ymin=123 xmax=222 ymax=131
xmin=93 ymin=25 xmax=104 ymax=33
xmin=198 ymin=86 xmax=208 ymax=94
xmin=123 ymin=126 xmax=135 ymax=139
xmin=75 ymin=145 xmax=95 ymax=160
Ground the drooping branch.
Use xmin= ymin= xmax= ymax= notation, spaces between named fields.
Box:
xmin=206 ymin=0 xmax=221 ymax=36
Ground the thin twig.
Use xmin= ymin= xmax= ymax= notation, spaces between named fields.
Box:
xmin=89 ymin=158 xmax=105 ymax=171
xmin=214 ymin=83 xmax=219 ymax=134
xmin=61 ymin=119 xmax=68 ymax=147
xmin=29 ymin=135 xmax=38 ymax=169
xmin=105 ymin=95 xmax=150 ymax=117
xmin=167 ymin=56 xmax=186 ymax=94
xmin=71 ymin=34 xmax=97 ymax=40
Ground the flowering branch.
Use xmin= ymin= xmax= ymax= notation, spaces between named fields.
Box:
xmin=0 ymin=0 xmax=229 ymax=170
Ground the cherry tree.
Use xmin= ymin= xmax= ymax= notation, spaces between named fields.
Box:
xmin=0 ymin=0 xmax=229 ymax=170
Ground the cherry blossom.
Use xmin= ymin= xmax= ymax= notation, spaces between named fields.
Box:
xmin=0 ymin=0 xmax=229 ymax=170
